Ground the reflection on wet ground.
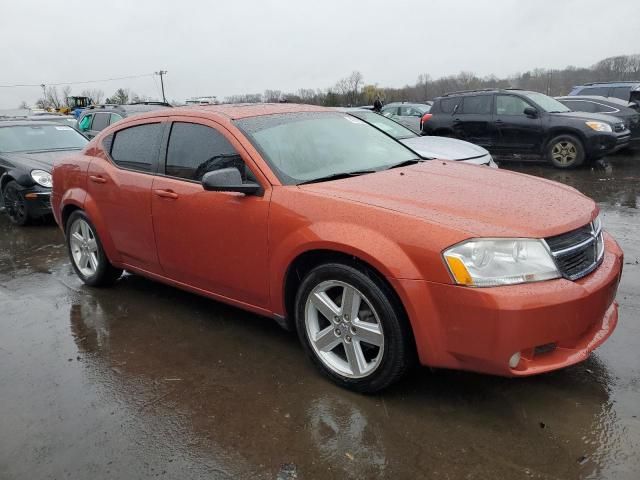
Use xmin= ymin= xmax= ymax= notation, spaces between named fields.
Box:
xmin=1 ymin=152 xmax=639 ymax=479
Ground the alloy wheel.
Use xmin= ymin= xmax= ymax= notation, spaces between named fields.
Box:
xmin=69 ymin=218 xmax=100 ymax=277
xmin=551 ymin=141 xmax=578 ymax=165
xmin=305 ymin=280 xmax=385 ymax=379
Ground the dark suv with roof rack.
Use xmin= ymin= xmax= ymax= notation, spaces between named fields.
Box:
xmin=77 ymin=102 xmax=172 ymax=139
xmin=421 ymin=89 xmax=630 ymax=168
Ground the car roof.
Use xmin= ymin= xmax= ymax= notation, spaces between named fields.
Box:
xmin=0 ymin=120 xmax=64 ymax=127
xmin=173 ymin=103 xmax=330 ymax=120
xmin=577 ymin=81 xmax=640 ymax=88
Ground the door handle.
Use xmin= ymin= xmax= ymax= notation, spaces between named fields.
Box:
xmin=153 ymin=189 xmax=179 ymax=199
xmin=89 ymin=175 xmax=107 ymax=184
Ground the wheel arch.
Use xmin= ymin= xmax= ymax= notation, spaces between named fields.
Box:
xmin=544 ymin=127 xmax=587 ymax=150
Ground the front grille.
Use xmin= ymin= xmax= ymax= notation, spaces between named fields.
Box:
xmin=545 ymin=221 xmax=604 ymax=281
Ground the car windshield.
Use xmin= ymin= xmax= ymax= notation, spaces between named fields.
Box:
xmin=236 ymin=112 xmax=418 ymax=185
xmin=348 ymin=111 xmax=417 ymax=140
xmin=523 ymin=92 xmax=571 ymax=113
xmin=0 ymin=124 xmax=88 ymax=153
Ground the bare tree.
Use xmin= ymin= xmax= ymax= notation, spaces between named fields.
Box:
xmin=18 ymin=100 xmax=29 ymax=109
xmin=80 ymin=89 xmax=104 ymax=104
xmin=263 ymin=89 xmax=282 ymax=102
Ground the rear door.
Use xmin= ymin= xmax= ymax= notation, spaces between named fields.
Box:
xmin=493 ymin=94 xmax=544 ymax=153
xmin=452 ymin=95 xmax=494 ymax=146
xmin=151 ymin=118 xmax=271 ymax=309
xmin=87 ymin=120 xmax=165 ymax=273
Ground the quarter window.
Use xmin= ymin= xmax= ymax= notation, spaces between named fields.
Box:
xmin=165 ymin=122 xmax=253 ymax=182
xmin=91 ymin=113 xmax=110 ymax=132
xmin=460 ymin=95 xmax=492 ymax=114
xmin=110 ymin=123 xmax=163 ymax=172
xmin=495 ymin=95 xmax=531 ymax=115
xmin=562 ymin=100 xmax=598 ymax=113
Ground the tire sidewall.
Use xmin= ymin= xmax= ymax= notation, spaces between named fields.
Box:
xmin=65 ymin=210 xmax=117 ymax=286
xmin=547 ymin=134 xmax=585 ymax=169
xmin=294 ymin=263 xmax=411 ymax=393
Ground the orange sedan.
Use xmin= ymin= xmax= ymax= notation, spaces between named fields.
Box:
xmin=51 ymin=104 xmax=623 ymax=392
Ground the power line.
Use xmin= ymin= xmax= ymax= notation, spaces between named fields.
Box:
xmin=0 ymin=73 xmax=156 ymax=88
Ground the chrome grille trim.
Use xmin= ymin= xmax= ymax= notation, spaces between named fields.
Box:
xmin=544 ymin=220 xmax=604 ymax=281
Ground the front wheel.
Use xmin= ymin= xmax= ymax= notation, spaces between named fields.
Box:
xmin=295 ymin=263 xmax=414 ymax=393
xmin=547 ymin=134 xmax=585 ymax=169
xmin=2 ymin=180 xmax=30 ymax=226
xmin=66 ymin=210 xmax=122 ymax=287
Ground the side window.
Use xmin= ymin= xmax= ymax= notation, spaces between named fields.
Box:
xmin=460 ymin=95 xmax=492 ymax=114
xmin=439 ymin=97 xmax=461 ymax=113
xmin=578 ymin=86 xmax=609 ymax=96
xmin=399 ymin=106 xmax=422 ymax=117
xmin=610 ymin=86 xmax=632 ymax=101
xmin=563 ymin=100 xmax=597 ymax=113
xmin=91 ymin=113 xmax=110 ymax=132
xmin=110 ymin=123 xmax=163 ymax=173
xmin=381 ymin=106 xmax=398 ymax=117
xmin=165 ymin=122 xmax=255 ymax=183
xmin=78 ymin=114 xmax=92 ymax=132
xmin=495 ymin=95 xmax=531 ymax=115
xmin=109 ymin=113 xmax=123 ymax=125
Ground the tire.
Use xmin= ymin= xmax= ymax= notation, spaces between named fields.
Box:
xmin=65 ymin=210 xmax=122 ymax=287
xmin=547 ymin=134 xmax=585 ymax=169
xmin=2 ymin=180 xmax=30 ymax=226
xmin=295 ymin=263 xmax=414 ymax=393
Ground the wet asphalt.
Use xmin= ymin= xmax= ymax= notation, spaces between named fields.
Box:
xmin=0 ymin=152 xmax=639 ymax=480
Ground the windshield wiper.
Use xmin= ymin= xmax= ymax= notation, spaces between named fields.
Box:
xmin=298 ymin=169 xmax=377 ymax=185
xmin=385 ymin=158 xmax=425 ymax=169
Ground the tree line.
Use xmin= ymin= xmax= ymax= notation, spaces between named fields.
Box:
xmin=223 ymin=53 xmax=640 ymax=106
xmin=25 ymin=53 xmax=640 ymax=109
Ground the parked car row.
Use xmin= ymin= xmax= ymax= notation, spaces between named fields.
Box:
xmin=421 ymin=88 xmax=631 ymax=168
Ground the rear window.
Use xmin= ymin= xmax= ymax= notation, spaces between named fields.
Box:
xmin=110 ymin=123 xmax=163 ymax=173
xmin=439 ymin=97 xmax=461 ymax=113
xmin=460 ymin=95 xmax=492 ymax=114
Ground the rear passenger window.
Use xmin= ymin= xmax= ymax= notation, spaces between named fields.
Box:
xmin=563 ymin=100 xmax=597 ymax=113
xmin=165 ymin=122 xmax=254 ymax=182
xmin=439 ymin=98 xmax=461 ymax=113
xmin=109 ymin=113 xmax=123 ymax=125
xmin=91 ymin=113 xmax=110 ymax=132
xmin=78 ymin=114 xmax=92 ymax=132
xmin=110 ymin=123 xmax=163 ymax=173
xmin=460 ymin=95 xmax=492 ymax=114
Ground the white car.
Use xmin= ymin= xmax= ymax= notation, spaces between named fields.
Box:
xmin=346 ymin=109 xmax=497 ymax=168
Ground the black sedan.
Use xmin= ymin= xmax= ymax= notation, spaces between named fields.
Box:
xmin=556 ymin=95 xmax=640 ymax=148
xmin=0 ymin=121 xmax=88 ymax=225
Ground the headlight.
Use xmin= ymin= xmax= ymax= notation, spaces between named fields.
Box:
xmin=443 ymin=238 xmax=560 ymax=287
xmin=31 ymin=169 xmax=52 ymax=188
xmin=585 ymin=121 xmax=612 ymax=132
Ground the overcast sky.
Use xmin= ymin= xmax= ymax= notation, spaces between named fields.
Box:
xmin=1 ymin=0 xmax=639 ymax=108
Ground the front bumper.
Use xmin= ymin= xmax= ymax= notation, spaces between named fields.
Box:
xmin=23 ymin=187 xmax=52 ymax=218
xmin=393 ymin=233 xmax=623 ymax=376
xmin=585 ymin=130 xmax=630 ymax=157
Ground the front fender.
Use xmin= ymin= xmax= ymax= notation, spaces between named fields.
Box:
xmin=269 ymin=221 xmax=423 ymax=315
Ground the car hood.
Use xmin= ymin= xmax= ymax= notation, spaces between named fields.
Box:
xmin=400 ymin=136 xmax=489 ymax=162
xmin=0 ymin=149 xmax=79 ymax=172
xmin=300 ymin=161 xmax=596 ymax=238
xmin=550 ymin=111 xmax=622 ymax=124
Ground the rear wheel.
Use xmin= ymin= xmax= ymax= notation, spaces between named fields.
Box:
xmin=66 ymin=210 xmax=122 ymax=286
xmin=547 ymin=134 xmax=585 ymax=169
xmin=2 ymin=180 xmax=30 ymax=226
xmin=295 ymin=263 xmax=414 ymax=393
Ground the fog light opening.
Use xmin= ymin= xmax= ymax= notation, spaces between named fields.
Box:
xmin=509 ymin=352 xmax=521 ymax=369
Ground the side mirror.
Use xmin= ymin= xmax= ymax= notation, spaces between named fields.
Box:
xmin=202 ymin=167 xmax=262 ymax=196
xmin=524 ymin=107 xmax=538 ymax=117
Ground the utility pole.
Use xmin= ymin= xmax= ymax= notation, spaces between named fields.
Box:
xmin=155 ymin=70 xmax=167 ymax=103
xmin=40 ymin=84 xmax=46 ymax=108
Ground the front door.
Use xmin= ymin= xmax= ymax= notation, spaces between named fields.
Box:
xmin=492 ymin=94 xmax=544 ymax=153
xmin=151 ymin=119 xmax=271 ymax=310
xmin=87 ymin=121 xmax=165 ymax=272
